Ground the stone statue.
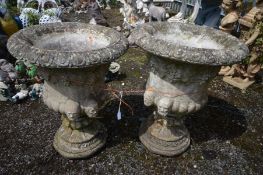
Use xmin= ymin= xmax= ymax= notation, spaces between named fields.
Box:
xmin=118 ymin=0 xmax=137 ymax=29
xmin=0 ymin=59 xmax=17 ymax=81
xmin=0 ymin=81 xmax=11 ymax=101
xmin=156 ymin=97 xmax=172 ymax=117
xmin=7 ymin=23 xmax=128 ymax=159
xmin=73 ymin=0 xmax=88 ymax=12
xmin=220 ymin=0 xmax=263 ymax=90
xmin=219 ymin=0 xmax=242 ymax=33
xmin=67 ymin=0 xmax=108 ymax=26
xmin=187 ymin=0 xmax=201 ymax=23
xmin=136 ymin=0 xmax=149 ymax=16
xmin=131 ymin=21 xmax=248 ymax=156
xmin=148 ymin=0 xmax=168 ymax=22
xmin=29 ymin=83 xmax=43 ymax=100
xmin=168 ymin=0 xmax=187 ymax=22
xmin=11 ymin=89 xmax=29 ymax=102
xmin=167 ymin=0 xmax=201 ymax=24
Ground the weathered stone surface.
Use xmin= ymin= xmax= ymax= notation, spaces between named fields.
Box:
xmin=132 ymin=22 xmax=249 ymax=156
xmin=54 ymin=116 xmax=107 ymax=159
xmin=130 ymin=22 xmax=249 ymax=66
xmin=7 ymin=22 xmax=128 ymax=159
xmin=7 ymin=22 xmax=128 ymax=68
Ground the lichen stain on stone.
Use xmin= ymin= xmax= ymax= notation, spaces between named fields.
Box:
xmin=119 ymin=48 xmax=149 ymax=65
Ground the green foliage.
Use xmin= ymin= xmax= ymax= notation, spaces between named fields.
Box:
xmin=27 ymin=64 xmax=37 ymax=79
xmin=27 ymin=11 xmax=40 ymax=26
xmin=255 ymin=23 xmax=263 ymax=45
xmin=15 ymin=61 xmax=27 ymax=77
xmin=241 ymin=56 xmax=250 ymax=65
xmin=255 ymin=22 xmax=263 ymax=64
xmin=43 ymin=10 xmax=55 ymax=17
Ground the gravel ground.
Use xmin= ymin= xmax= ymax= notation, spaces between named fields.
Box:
xmin=0 ymin=8 xmax=262 ymax=175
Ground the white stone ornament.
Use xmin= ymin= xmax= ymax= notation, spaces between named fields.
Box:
xmin=7 ymin=23 xmax=128 ymax=159
xmin=131 ymin=22 xmax=249 ymax=156
xmin=19 ymin=6 xmax=40 ymax=28
xmin=40 ymin=0 xmax=61 ymax=24
xmin=39 ymin=15 xmax=61 ymax=24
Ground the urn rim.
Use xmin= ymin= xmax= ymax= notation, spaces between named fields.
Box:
xmin=7 ymin=22 xmax=128 ymax=68
xmin=131 ymin=22 xmax=249 ymax=66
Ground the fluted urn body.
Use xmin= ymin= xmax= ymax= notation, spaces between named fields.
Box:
xmin=131 ymin=22 xmax=248 ymax=156
xmin=7 ymin=22 xmax=128 ymax=159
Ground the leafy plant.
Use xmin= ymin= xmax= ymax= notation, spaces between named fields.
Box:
xmin=27 ymin=11 xmax=40 ymax=26
xmin=43 ymin=10 xmax=56 ymax=17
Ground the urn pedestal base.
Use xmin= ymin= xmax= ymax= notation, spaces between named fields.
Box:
xmin=53 ymin=116 xmax=107 ymax=159
xmin=139 ymin=114 xmax=190 ymax=156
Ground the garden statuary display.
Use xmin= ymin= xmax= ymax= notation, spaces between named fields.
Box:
xmin=29 ymin=83 xmax=43 ymax=100
xmin=184 ymin=0 xmax=201 ymax=24
xmin=105 ymin=62 xmax=121 ymax=83
xmin=96 ymin=0 xmax=111 ymax=9
xmin=167 ymin=0 xmax=187 ymax=22
xmin=0 ymin=70 xmax=10 ymax=83
xmin=136 ymin=0 xmax=149 ymax=16
xmin=11 ymin=88 xmax=28 ymax=102
xmin=118 ymin=0 xmax=139 ymax=29
xmin=158 ymin=0 xmax=201 ymax=23
xmin=7 ymin=22 xmax=128 ymax=158
xmin=39 ymin=0 xmax=62 ymax=25
xmin=0 ymin=59 xmax=17 ymax=81
xmin=148 ymin=0 xmax=168 ymax=22
xmin=19 ymin=0 xmax=62 ymax=28
xmin=219 ymin=0 xmax=242 ymax=33
xmin=70 ymin=0 xmax=107 ymax=26
xmin=219 ymin=0 xmax=263 ymax=90
xmin=131 ymin=22 xmax=248 ymax=156
xmin=0 ymin=81 xmax=11 ymax=101
xmin=17 ymin=0 xmax=25 ymax=9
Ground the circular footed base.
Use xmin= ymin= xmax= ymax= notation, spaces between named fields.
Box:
xmin=139 ymin=117 xmax=190 ymax=156
xmin=53 ymin=120 xmax=107 ymax=159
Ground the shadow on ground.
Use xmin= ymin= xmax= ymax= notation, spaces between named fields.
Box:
xmin=186 ymin=96 xmax=247 ymax=143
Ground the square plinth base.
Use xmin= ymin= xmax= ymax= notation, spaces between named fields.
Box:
xmin=223 ymin=76 xmax=255 ymax=90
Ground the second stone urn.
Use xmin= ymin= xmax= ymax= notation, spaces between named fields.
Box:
xmin=7 ymin=22 xmax=128 ymax=159
xmin=131 ymin=22 xmax=249 ymax=156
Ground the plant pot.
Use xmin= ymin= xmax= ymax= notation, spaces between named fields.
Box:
xmin=7 ymin=22 xmax=128 ymax=159
xmin=131 ymin=22 xmax=248 ymax=156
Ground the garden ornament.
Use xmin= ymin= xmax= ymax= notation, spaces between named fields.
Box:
xmin=11 ymin=89 xmax=28 ymax=102
xmin=148 ymin=0 xmax=168 ymax=22
xmin=0 ymin=59 xmax=17 ymax=81
xmin=29 ymin=83 xmax=43 ymax=100
xmin=19 ymin=0 xmax=41 ymax=27
xmin=0 ymin=81 xmax=11 ymax=101
xmin=39 ymin=0 xmax=61 ymax=24
xmin=131 ymin=22 xmax=248 ymax=156
xmin=7 ymin=22 xmax=128 ymax=159
xmin=168 ymin=0 xmax=187 ymax=22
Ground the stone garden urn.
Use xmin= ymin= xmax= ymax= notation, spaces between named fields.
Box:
xmin=7 ymin=22 xmax=128 ymax=159
xmin=131 ymin=22 xmax=248 ymax=156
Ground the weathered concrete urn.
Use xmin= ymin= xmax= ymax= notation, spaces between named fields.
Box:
xmin=131 ymin=22 xmax=249 ymax=156
xmin=7 ymin=22 xmax=128 ymax=159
